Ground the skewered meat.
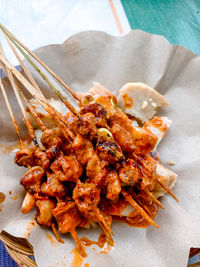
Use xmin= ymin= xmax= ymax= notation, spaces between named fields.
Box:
xmin=73 ymin=182 xmax=100 ymax=218
xmin=68 ymin=113 xmax=97 ymax=139
xmin=80 ymin=103 xmax=108 ymax=128
xmin=41 ymin=171 xmax=67 ymax=198
xmin=34 ymin=148 xmax=50 ymax=169
xmin=72 ymin=134 xmax=95 ymax=165
xmin=119 ymin=159 xmax=141 ymax=186
xmin=50 ymin=154 xmax=83 ymax=182
xmin=96 ymin=139 xmax=125 ymax=164
xmin=53 ymin=201 xmax=83 ymax=233
xmin=10 ymin=77 xmax=178 ymax=255
xmin=106 ymin=171 xmax=121 ymax=201
xmin=20 ymin=166 xmax=44 ymax=194
xmin=14 ymin=147 xmax=35 ymax=167
xmin=86 ymin=154 xmax=108 ymax=187
xmin=41 ymin=128 xmax=63 ymax=149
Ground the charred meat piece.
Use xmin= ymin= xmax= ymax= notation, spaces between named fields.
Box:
xmin=68 ymin=113 xmax=97 ymax=139
xmin=73 ymin=182 xmax=100 ymax=218
xmin=137 ymin=155 xmax=158 ymax=191
xmin=20 ymin=166 xmax=44 ymax=194
xmin=111 ymin=123 xmax=158 ymax=156
xmin=53 ymin=201 xmax=83 ymax=233
xmin=119 ymin=159 xmax=141 ymax=186
xmin=72 ymin=134 xmax=95 ymax=165
xmin=50 ymin=154 xmax=83 ymax=182
xmin=86 ymin=154 xmax=108 ymax=187
xmin=14 ymin=147 xmax=35 ymax=167
xmin=80 ymin=103 xmax=108 ymax=128
xmin=96 ymin=139 xmax=125 ymax=164
xmin=73 ymin=181 xmax=114 ymax=245
xmin=36 ymin=199 xmax=56 ymax=226
xmin=41 ymin=128 xmax=63 ymax=149
xmin=111 ymin=123 xmax=136 ymax=153
xmin=106 ymin=171 xmax=121 ymax=201
xmin=41 ymin=171 xmax=67 ymax=198
xmin=34 ymin=148 xmax=50 ymax=169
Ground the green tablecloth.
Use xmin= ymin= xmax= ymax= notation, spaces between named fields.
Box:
xmin=121 ymin=0 xmax=200 ymax=55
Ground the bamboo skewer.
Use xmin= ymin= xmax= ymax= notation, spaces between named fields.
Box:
xmin=19 ymin=90 xmax=47 ymax=132
xmin=121 ymin=189 xmax=159 ymax=228
xmin=71 ymin=229 xmax=87 ymax=257
xmin=3 ymin=33 xmax=43 ymax=98
xmin=0 ymin=51 xmax=74 ymax=141
xmin=0 ymin=78 xmax=23 ymax=148
xmin=157 ymin=178 xmax=179 ymax=202
xmin=0 ymin=23 xmax=80 ymax=103
xmin=51 ymin=223 xmax=64 ymax=244
xmin=143 ymin=189 xmax=164 ymax=209
xmin=0 ymin=53 xmax=43 ymax=100
xmin=0 ymin=24 xmax=78 ymax=114
xmin=0 ymin=45 xmax=38 ymax=147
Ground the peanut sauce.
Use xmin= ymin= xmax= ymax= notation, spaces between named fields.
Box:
xmin=71 ymin=248 xmax=84 ymax=267
xmin=80 ymin=232 xmax=106 ymax=249
xmin=123 ymin=93 xmax=133 ymax=108
xmin=113 ymin=215 xmax=150 ymax=228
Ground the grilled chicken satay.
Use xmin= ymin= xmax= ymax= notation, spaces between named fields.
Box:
xmin=5 ymin=59 xmax=177 ymax=252
xmin=0 ymin=78 xmax=38 ymax=214
xmin=53 ymin=201 xmax=87 ymax=257
xmin=0 ymin=31 xmax=179 ymax=256
xmin=73 ymin=182 xmax=114 ymax=246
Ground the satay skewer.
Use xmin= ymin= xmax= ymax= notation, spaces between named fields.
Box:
xmin=0 ymin=73 xmax=36 ymax=214
xmin=157 ymin=178 xmax=179 ymax=202
xmin=0 ymin=23 xmax=81 ymax=103
xmin=0 ymin=51 xmax=74 ymax=141
xmin=19 ymin=90 xmax=47 ymax=132
xmin=0 ymin=45 xmax=39 ymax=148
xmin=51 ymin=223 xmax=64 ymax=244
xmin=143 ymin=188 xmax=164 ymax=209
xmin=71 ymin=229 xmax=87 ymax=257
xmin=121 ymin=189 xmax=159 ymax=228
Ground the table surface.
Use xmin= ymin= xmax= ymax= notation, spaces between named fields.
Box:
xmin=0 ymin=0 xmax=199 ymax=266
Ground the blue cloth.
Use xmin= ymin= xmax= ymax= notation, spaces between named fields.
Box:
xmin=0 ymin=241 xmax=17 ymax=267
xmin=0 ymin=65 xmax=21 ymax=79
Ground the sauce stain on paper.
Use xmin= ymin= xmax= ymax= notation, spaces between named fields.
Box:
xmin=46 ymin=233 xmax=57 ymax=246
xmin=24 ymin=219 xmax=36 ymax=238
xmin=71 ymin=248 xmax=84 ymax=267
xmin=0 ymin=192 xmax=5 ymax=212
xmin=9 ymin=190 xmax=18 ymax=200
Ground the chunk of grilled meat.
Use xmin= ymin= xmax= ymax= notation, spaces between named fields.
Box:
xmin=20 ymin=166 xmax=44 ymax=194
xmin=41 ymin=171 xmax=67 ymax=198
xmin=14 ymin=147 xmax=35 ymax=167
xmin=80 ymin=103 xmax=108 ymax=128
xmin=96 ymin=139 xmax=125 ymax=164
xmin=50 ymin=154 xmax=83 ymax=183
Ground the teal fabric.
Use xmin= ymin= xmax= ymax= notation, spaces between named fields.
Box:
xmin=121 ymin=0 xmax=200 ymax=55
